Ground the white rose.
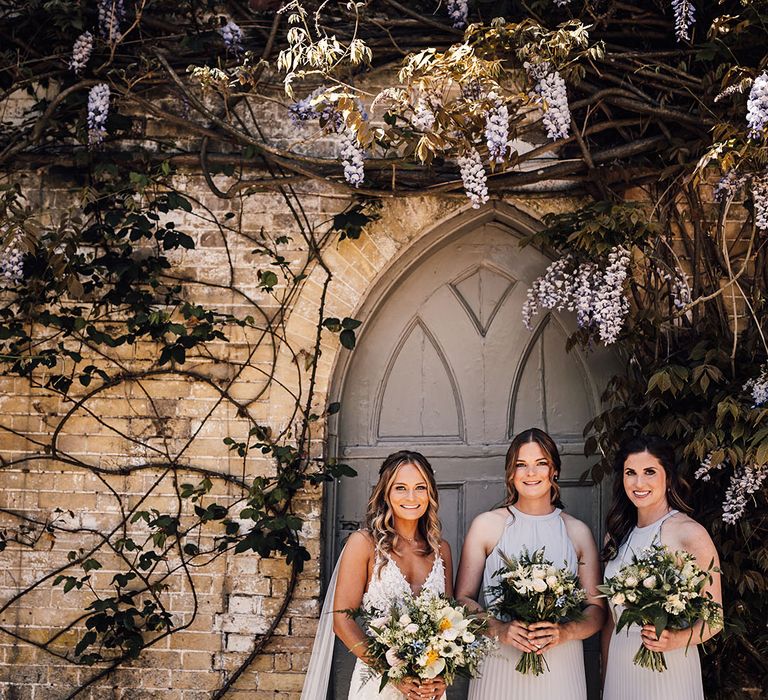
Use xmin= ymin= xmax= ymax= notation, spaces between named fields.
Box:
xmin=625 ymin=576 xmax=638 ymax=588
xmin=643 ymin=576 xmax=657 ymax=589
xmin=546 ymin=575 xmax=559 ymax=588
xmin=399 ymin=614 xmax=412 ymax=625
xmin=532 ymin=567 xmax=546 ymax=579
xmin=405 ymin=623 xmax=419 ymax=634
xmin=626 ymin=591 xmax=637 ymax=603
xmin=611 ymin=593 xmax=626 ymax=606
xmin=531 ymin=578 xmax=548 ymax=593
xmin=385 ymin=647 xmax=405 ymax=669
xmin=462 ymin=631 xmax=476 ymax=643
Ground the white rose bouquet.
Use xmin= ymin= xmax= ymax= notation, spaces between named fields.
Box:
xmin=597 ymin=543 xmax=722 ymax=672
xmin=354 ymin=592 xmax=496 ymax=692
xmin=485 ymin=547 xmax=587 ymax=675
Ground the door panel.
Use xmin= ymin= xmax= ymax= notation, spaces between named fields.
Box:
xmin=331 ymin=223 xmax=605 ymax=699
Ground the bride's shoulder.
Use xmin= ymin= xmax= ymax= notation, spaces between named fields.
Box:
xmin=343 ymin=530 xmax=376 ymax=559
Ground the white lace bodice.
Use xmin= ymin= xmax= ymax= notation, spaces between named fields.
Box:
xmin=362 ymin=552 xmax=445 ymax=613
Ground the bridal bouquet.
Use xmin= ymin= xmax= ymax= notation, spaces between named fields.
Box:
xmin=597 ymin=543 xmax=722 ymax=672
xmin=486 ymin=547 xmax=587 ymax=675
xmin=356 ymin=592 xmax=496 ymax=691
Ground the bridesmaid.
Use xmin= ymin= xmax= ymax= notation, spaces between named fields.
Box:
xmin=601 ymin=435 xmax=723 ymax=700
xmin=455 ymin=428 xmax=605 ymax=700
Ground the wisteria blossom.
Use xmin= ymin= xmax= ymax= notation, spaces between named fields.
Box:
xmin=69 ymin=32 xmax=93 ymax=75
xmin=744 ymin=365 xmax=768 ymax=407
xmin=98 ymin=0 xmax=124 ymax=42
xmin=713 ymin=170 xmax=743 ymax=202
xmin=522 ymin=247 xmax=631 ymax=345
xmin=87 ymin=83 xmax=110 ymax=146
xmin=593 ymin=247 xmax=631 ymax=344
xmin=671 ymin=0 xmax=696 ymax=42
xmin=412 ymin=100 xmax=436 ymax=132
xmin=289 ymin=87 xmax=327 ymax=123
xmin=750 ymin=175 xmax=768 ymax=230
xmin=339 ymin=129 xmax=365 ymax=187
xmin=220 ymin=20 xmax=244 ymax=54
xmin=446 ymin=0 xmax=469 ymax=28
xmin=525 ymin=62 xmax=571 ymax=140
xmin=458 ymin=148 xmax=489 ymax=208
xmin=746 ymin=72 xmax=768 ymax=140
xmin=722 ymin=464 xmax=767 ymax=525
xmin=694 ymin=451 xmax=727 ymax=482
xmin=0 ymin=242 xmax=24 ymax=288
xmin=485 ymin=93 xmax=509 ymax=164
xmin=655 ymin=264 xmax=692 ymax=309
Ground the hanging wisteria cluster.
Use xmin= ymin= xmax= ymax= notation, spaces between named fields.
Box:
xmin=0 ymin=243 xmax=24 ymax=289
xmin=671 ymin=0 xmax=696 ymax=42
xmin=98 ymin=0 xmax=124 ymax=43
xmin=521 ymin=247 xmax=631 ymax=345
xmin=457 ymin=148 xmax=489 ymax=208
xmin=747 ymin=72 xmax=768 ymax=140
xmin=722 ymin=464 xmax=767 ymax=525
xmin=69 ymin=31 xmax=93 ymax=75
xmin=744 ymin=365 xmax=768 ymax=407
xmin=751 ymin=176 xmax=768 ymax=230
xmin=289 ymin=88 xmax=366 ymax=187
xmin=655 ymin=264 xmax=692 ymax=309
xmin=446 ymin=0 xmax=469 ymax=29
xmin=713 ymin=170 xmax=743 ymax=202
xmin=339 ymin=129 xmax=365 ymax=187
xmin=87 ymin=83 xmax=110 ymax=147
xmin=411 ymin=99 xmax=436 ymax=132
xmin=695 ymin=451 xmax=727 ymax=482
xmin=524 ymin=62 xmax=571 ymax=141
xmin=220 ymin=20 xmax=244 ymax=54
xmin=485 ymin=92 xmax=509 ymax=164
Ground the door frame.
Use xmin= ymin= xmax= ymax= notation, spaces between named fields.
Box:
xmin=321 ymin=199 xmax=618 ymax=581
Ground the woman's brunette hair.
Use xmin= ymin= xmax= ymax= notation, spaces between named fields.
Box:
xmin=503 ymin=428 xmax=564 ymax=509
xmin=602 ymin=434 xmax=693 ymax=561
xmin=364 ymin=450 xmax=441 ymax=559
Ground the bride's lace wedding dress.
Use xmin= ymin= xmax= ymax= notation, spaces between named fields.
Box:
xmin=299 ymin=546 xmax=446 ymax=700
xmin=347 ymin=553 xmax=446 ymax=699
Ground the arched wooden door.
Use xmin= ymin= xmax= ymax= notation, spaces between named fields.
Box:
xmin=328 ymin=215 xmax=608 ymax=698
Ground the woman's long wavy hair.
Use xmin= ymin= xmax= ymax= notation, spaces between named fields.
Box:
xmin=602 ymin=434 xmax=693 ymax=561
xmin=364 ymin=450 xmax=441 ymax=559
xmin=503 ymin=428 xmax=564 ymax=509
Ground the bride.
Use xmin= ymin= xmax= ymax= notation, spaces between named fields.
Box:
xmin=301 ymin=450 xmax=453 ymax=700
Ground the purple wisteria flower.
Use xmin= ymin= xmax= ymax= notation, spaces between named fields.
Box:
xmin=714 ymin=171 xmax=744 ymax=202
xmin=339 ymin=129 xmax=365 ymax=187
xmin=0 ymin=243 xmax=24 ymax=288
xmin=695 ymin=451 xmax=727 ymax=482
xmin=671 ymin=0 xmax=696 ymax=42
xmin=485 ymin=93 xmax=509 ymax=164
xmin=458 ymin=148 xmax=489 ymax=208
xmin=446 ymin=0 xmax=468 ymax=28
xmin=412 ymin=99 xmax=436 ymax=132
xmin=69 ymin=32 xmax=93 ymax=75
xmin=220 ymin=20 xmax=244 ymax=54
xmin=525 ymin=62 xmax=571 ymax=141
xmin=722 ymin=464 xmax=767 ymax=525
xmin=98 ymin=0 xmax=125 ymax=43
xmin=747 ymin=72 xmax=768 ymax=140
xmin=87 ymin=83 xmax=110 ymax=146
xmin=750 ymin=176 xmax=768 ymax=230
xmin=744 ymin=366 xmax=768 ymax=408
xmin=521 ymin=246 xmax=631 ymax=345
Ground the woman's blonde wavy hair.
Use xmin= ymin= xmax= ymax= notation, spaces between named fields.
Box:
xmin=364 ymin=450 xmax=441 ymax=560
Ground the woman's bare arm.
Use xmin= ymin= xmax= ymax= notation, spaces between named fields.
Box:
xmin=332 ymin=531 xmax=374 ymax=661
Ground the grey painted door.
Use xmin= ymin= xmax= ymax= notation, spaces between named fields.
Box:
xmin=330 ymin=221 xmax=605 ymax=698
